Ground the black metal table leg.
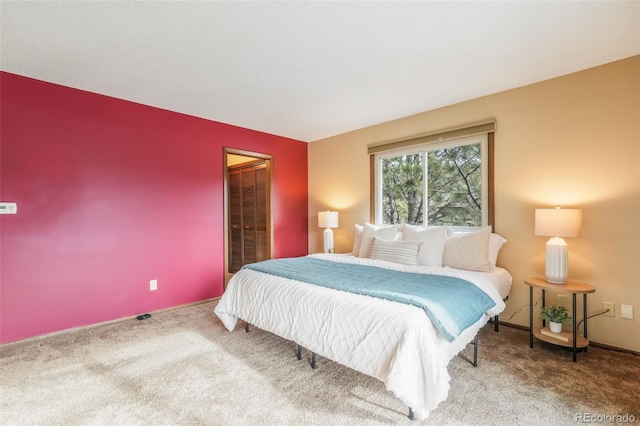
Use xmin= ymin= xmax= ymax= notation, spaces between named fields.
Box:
xmin=529 ymin=285 xmax=534 ymax=348
xmin=583 ymin=293 xmax=588 ymax=353
xmin=572 ymin=293 xmax=577 ymax=362
xmin=311 ymin=352 xmax=317 ymax=369
xmin=408 ymin=407 xmax=415 ymax=420
xmin=297 ymin=344 xmax=302 ymax=360
xmin=541 ymin=289 xmax=546 ymax=327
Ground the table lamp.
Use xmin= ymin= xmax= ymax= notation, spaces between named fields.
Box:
xmin=535 ymin=207 xmax=582 ymax=284
xmin=318 ymin=211 xmax=339 ymax=253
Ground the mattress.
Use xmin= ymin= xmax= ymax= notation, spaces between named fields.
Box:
xmin=214 ymin=253 xmax=512 ymax=420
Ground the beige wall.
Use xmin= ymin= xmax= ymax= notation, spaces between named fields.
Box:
xmin=308 ymin=56 xmax=640 ymax=352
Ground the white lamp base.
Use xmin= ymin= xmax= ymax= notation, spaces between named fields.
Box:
xmin=545 ymin=237 xmax=568 ymax=284
xmin=323 ymin=228 xmax=334 ymax=253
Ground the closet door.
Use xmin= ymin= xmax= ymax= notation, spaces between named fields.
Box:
xmin=241 ymin=167 xmax=257 ymax=265
xmin=227 ymin=160 xmax=269 ymax=274
xmin=254 ymin=165 xmax=267 ymax=262
xmin=228 ymin=169 xmax=243 ymax=273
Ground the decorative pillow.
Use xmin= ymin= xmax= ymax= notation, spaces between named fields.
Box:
xmin=449 ymin=230 xmax=507 ymax=267
xmin=488 ymin=233 xmax=507 ymax=267
xmin=370 ymin=237 xmax=421 ymax=265
xmin=351 ymin=224 xmax=364 ymax=256
xmin=443 ymin=226 xmax=492 ymax=272
xmin=401 ymin=224 xmax=447 ymax=266
xmin=358 ymin=223 xmax=401 ymax=258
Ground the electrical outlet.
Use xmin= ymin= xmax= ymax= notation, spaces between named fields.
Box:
xmin=557 ymin=294 xmax=568 ymax=308
xmin=150 ymin=279 xmax=158 ymax=291
xmin=621 ymin=304 xmax=634 ymax=320
xmin=602 ymin=302 xmax=615 ymax=317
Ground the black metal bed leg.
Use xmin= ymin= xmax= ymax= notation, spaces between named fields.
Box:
xmin=245 ymin=321 xmax=250 ymax=333
xmin=296 ymin=346 xmax=317 ymax=369
xmin=494 ymin=296 xmax=508 ymax=332
xmin=473 ymin=334 xmax=478 ymax=367
xmin=408 ymin=407 xmax=415 ymax=420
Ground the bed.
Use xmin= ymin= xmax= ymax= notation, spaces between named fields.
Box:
xmin=214 ymin=225 xmax=511 ymax=421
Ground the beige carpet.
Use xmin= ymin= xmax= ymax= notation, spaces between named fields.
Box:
xmin=1 ymin=301 xmax=639 ymax=425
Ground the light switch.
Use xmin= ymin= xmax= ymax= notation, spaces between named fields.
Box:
xmin=0 ymin=202 xmax=17 ymax=214
xmin=621 ymin=304 xmax=634 ymax=320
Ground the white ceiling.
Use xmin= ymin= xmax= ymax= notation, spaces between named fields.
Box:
xmin=1 ymin=1 xmax=639 ymax=142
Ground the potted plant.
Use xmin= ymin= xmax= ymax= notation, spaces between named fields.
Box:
xmin=540 ymin=305 xmax=571 ymax=333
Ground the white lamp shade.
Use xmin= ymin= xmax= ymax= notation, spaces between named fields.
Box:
xmin=318 ymin=211 xmax=339 ymax=229
xmin=535 ymin=208 xmax=582 ymax=237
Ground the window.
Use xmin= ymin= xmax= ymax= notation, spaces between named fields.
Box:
xmin=374 ymin=134 xmax=490 ymax=229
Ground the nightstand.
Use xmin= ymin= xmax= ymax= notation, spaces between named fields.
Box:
xmin=525 ymin=277 xmax=595 ymax=362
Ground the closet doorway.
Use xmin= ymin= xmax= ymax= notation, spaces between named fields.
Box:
xmin=224 ymin=148 xmax=273 ymax=287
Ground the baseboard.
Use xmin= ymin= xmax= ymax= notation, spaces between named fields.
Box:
xmin=496 ymin=320 xmax=640 ymax=356
xmin=1 ymin=297 xmax=220 ymax=348
xmin=141 ymin=297 xmax=219 ymax=316
xmin=8 ymin=305 xmax=636 ymax=357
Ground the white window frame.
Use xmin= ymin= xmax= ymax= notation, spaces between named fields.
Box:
xmin=374 ymin=134 xmax=488 ymax=230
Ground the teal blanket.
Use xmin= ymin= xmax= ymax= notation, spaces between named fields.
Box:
xmin=243 ymin=257 xmax=495 ymax=342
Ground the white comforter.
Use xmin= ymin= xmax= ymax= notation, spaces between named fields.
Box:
xmin=214 ymin=253 xmax=511 ymax=420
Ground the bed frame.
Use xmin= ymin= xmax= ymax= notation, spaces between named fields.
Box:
xmin=242 ymin=294 xmax=509 ymax=420
xmin=244 ymin=320 xmax=480 ymax=420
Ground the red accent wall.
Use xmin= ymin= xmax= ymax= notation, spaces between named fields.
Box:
xmin=0 ymin=72 xmax=308 ymax=344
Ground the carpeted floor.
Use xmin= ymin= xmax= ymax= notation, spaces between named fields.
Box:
xmin=1 ymin=300 xmax=638 ymax=425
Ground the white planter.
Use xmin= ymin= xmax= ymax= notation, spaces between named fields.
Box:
xmin=549 ymin=321 xmax=563 ymax=333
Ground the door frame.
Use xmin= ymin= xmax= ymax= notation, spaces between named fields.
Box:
xmin=223 ymin=147 xmax=274 ymax=288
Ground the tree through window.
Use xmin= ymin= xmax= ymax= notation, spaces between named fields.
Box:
xmin=376 ymin=134 xmax=487 ymax=227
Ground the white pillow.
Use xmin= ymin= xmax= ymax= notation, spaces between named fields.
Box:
xmin=351 ymin=224 xmax=364 ymax=256
xmin=358 ymin=223 xmax=401 ymax=258
xmin=489 ymin=233 xmax=507 ymax=267
xmin=449 ymin=230 xmax=507 ymax=267
xmin=443 ymin=226 xmax=492 ymax=272
xmin=370 ymin=237 xmax=421 ymax=265
xmin=401 ymin=224 xmax=447 ymax=266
